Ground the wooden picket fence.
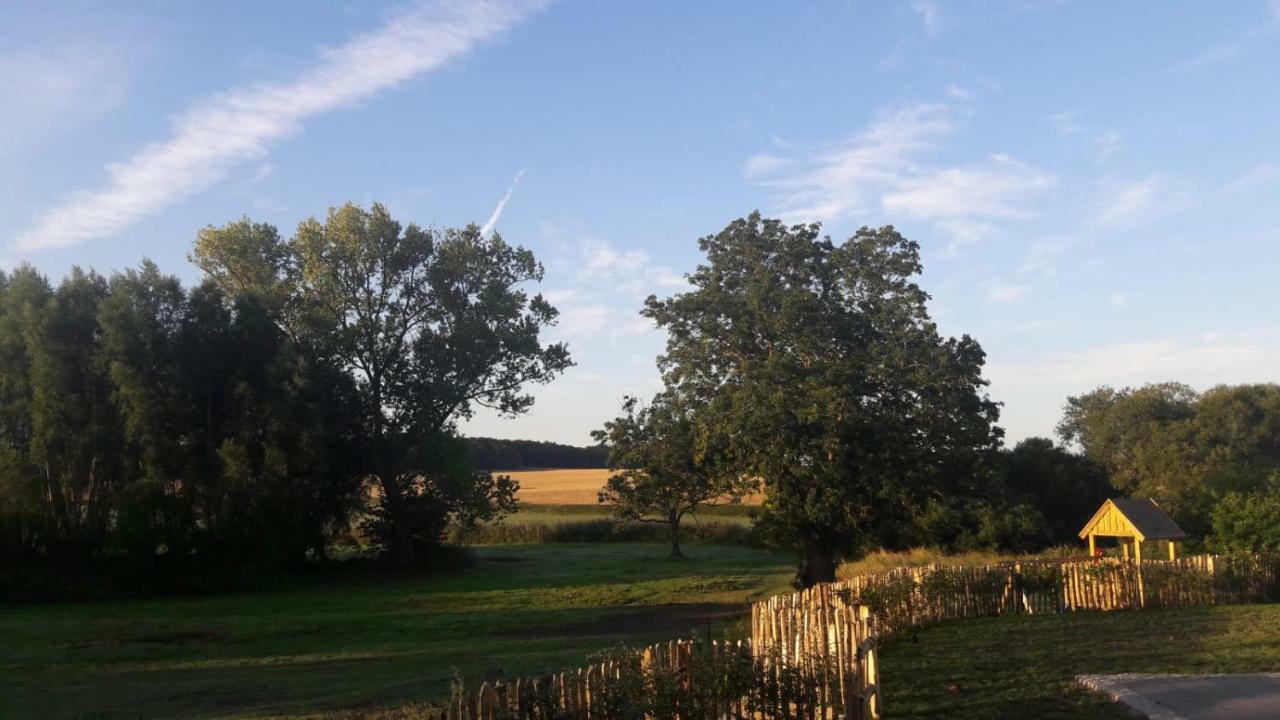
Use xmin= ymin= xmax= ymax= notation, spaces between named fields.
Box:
xmin=750 ymin=583 xmax=881 ymax=719
xmin=830 ymin=553 xmax=1280 ymax=636
xmin=442 ymin=635 xmax=874 ymax=719
xmin=441 ymin=554 xmax=1277 ymax=719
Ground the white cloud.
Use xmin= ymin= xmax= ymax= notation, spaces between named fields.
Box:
xmin=1048 ymin=112 xmax=1084 ymax=137
xmin=944 ymin=84 xmax=970 ymax=100
xmin=1109 ymin=292 xmax=1127 ymax=308
xmin=983 ymin=279 xmax=1029 ymax=304
xmin=1179 ymin=3 xmax=1280 ymax=71
xmin=14 ymin=0 xmax=546 ymax=252
xmin=1049 ymin=113 xmax=1122 ymax=160
xmin=577 ymin=238 xmax=685 ymax=295
xmin=555 ymin=304 xmax=611 ymax=337
xmin=882 ymin=155 xmax=1054 ymax=221
xmin=1097 ymin=174 xmax=1186 ymax=227
xmin=1094 ymin=131 xmax=1123 ymax=160
xmin=1223 ymin=163 xmax=1280 ymax=194
xmin=912 ymin=0 xmax=941 ymax=36
xmin=749 ymin=101 xmax=1053 ymax=255
xmin=1011 ymin=319 xmax=1059 ymax=333
xmin=249 ymin=164 xmax=274 ymax=184
xmin=480 ymin=167 xmax=527 ymax=235
xmin=990 ymin=334 xmax=1280 ymax=391
xmin=1018 ymin=235 xmax=1080 ymax=275
xmin=990 ymin=332 xmax=1280 ymax=442
xmin=743 ymin=154 xmax=792 ymax=178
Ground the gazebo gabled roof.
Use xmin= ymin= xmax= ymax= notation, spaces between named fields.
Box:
xmin=1078 ymin=498 xmax=1187 ymax=541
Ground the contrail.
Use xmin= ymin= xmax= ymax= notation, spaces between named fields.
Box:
xmin=481 ymin=167 xmax=527 ymax=235
xmin=15 ymin=0 xmax=548 ymax=252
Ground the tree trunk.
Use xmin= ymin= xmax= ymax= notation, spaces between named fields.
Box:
xmin=801 ymin=539 xmax=837 ymax=587
xmin=669 ymin=509 xmax=683 ymax=558
xmin=378 ymin=472 xmax=416 ymax=566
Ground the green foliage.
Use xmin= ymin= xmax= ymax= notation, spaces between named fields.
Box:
xmin=593 ymin=392 xmax=749 ymax=557
xmin=1210 ymin=477 xmax=1280 ymax=554
xmin=0 ymin=259 xmax=367 ymax=591
xmin=1060 ymin=382 xmax=1280 ymax=538
xmin=645 ymin=214 xmax=1002 ymax=584
xmin=1000 ymin=437 xmax=1113 ymax=545
xmin=465 ymin=436 xmax=608 ymax=470
xmin=2 ymin=201 xmax=566 ymax=588
xmin=193 ymin=203 xmax=571 ymax=563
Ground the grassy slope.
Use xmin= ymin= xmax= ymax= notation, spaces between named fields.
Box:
xmin=883 ymin=604 xmax=1280 ymax=719
xmin=2 ymin=544 xmax=794 ymax=720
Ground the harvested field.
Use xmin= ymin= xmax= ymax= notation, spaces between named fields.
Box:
xmin=505 ymin=468 xmax=763 ymax=506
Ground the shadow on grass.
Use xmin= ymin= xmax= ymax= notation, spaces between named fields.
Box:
xmin=880 ymin=605 xmax=1280 ymax=720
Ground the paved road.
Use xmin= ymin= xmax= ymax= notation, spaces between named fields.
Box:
xmin=1078 ymin=673 xmax=1280 ymax=720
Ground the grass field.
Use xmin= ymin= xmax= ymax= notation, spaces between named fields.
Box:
xmin=1 ymin=544 xmax=794 ymax=719
xmin=6 ymin=541 xmax=1280 ymax=720
xmin=504 ymin=468 xmax=762 ymax=506
xmin=883 ymin=604 xmax=1280 ymax=719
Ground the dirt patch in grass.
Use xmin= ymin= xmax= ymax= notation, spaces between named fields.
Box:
xmin=523 ymin=602 xmax=746 ymax=639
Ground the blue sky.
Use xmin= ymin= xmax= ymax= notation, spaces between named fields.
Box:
xmin=4 ymin=1 xmax=1280 ymax=446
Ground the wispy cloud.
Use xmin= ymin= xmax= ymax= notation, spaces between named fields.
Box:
xmin=911 ymin=0 xmax=941 ymax=36
xmin=989 ymin=332 xmax=1280 ymax=390
xmin=480 ymin=167 xmax=527 ymax=235
xmin=983 ymin=279 xmax=1029 ymax=304
xmin=1179 ymin=2 xmax=1280 ymax=71
xmin=1109 ymin=292 xmax=1128 ymax=308
xmin=989 ymin=330 xmax=1280 ymax=442
xmin=882 ymin=154 xmax=1054 ymax=221
xmin=249 ymin=163 xmax=274 ymax=184
xmin=1097 ymin=174 xmax=1187 ymax=226
xmin=0 ymin=43 xmax=134 ymax=158
xmin=748 ymin=101 xmax=1054 ymax=255
xmin=14 ymin=0 xmax=546 ymax=252
xmin=1018 ymin=235 xmax=1081 ymax=275
xmin=577 ymin=238 xmax=685 ymax=294
xmin=1048 ymin=112 xmax=1122 ymax=161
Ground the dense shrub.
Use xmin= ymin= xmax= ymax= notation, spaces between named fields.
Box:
xmin=1210 ymin=479 xmax=1280 ymax=554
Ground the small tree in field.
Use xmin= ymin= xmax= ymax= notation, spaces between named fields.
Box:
xmin=593 ymin=392 xmax=745 ymax=557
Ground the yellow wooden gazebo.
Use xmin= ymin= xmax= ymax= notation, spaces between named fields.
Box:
xmin=1079 ymin=498 xmax=1187 ymax=562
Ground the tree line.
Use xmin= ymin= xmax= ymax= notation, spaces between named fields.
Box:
xmin=594 ymin=213 xmax=1279 ymax=583
xmin=465 ymin=437 xmax=607 ymax=470
xmin=4 ymin=205 xmax=1276 ymax=595
xmin=1 ymin=203 xmax=568 ymax=593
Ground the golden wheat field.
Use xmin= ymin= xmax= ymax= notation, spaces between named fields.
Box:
xmin=505 ymin=468 xmax=763 ymax=506
xmin=504 ymin=468 xmax=615 ymax=504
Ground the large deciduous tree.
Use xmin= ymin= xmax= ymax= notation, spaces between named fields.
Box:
xmin=192 ymin=203 xmax=571 ymax=563
xmin=644 ymin=213 xmax=1002 ymax=585
xmin=593 ymin=392 xmax=746 ymax=557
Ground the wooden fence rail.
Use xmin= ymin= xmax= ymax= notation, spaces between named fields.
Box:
xmin=829 ymin=553 xmax=1280 ymax=636
xmin=443 ymin=554 xmax=1277 ymax=719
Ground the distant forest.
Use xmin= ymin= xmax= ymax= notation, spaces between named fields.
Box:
xmin=465 ymin=437 xmax=608 ymax=470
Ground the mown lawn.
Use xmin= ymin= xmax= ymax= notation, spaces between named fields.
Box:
xmin=882 ymin=603 xmax=1280 ymax=719
xmin=1 ymin=544 xmax=794 ymax=719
